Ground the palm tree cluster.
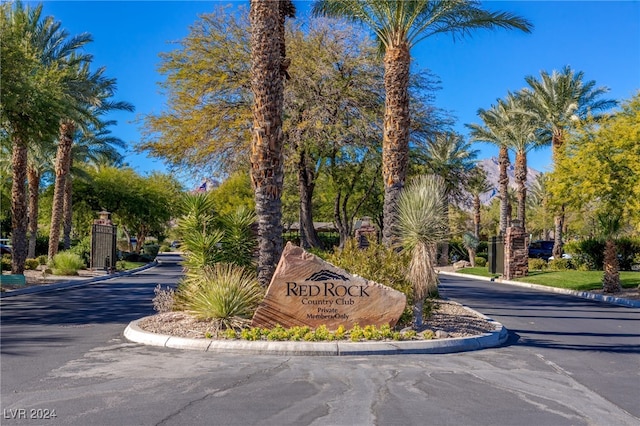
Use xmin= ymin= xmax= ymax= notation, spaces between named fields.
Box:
xmin=468 ymin=67 xmax=615 ymax=244
xmin=1 ymin=2 xmax=132 ymax=273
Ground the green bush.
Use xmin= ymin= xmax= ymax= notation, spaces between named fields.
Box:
xmin=325 ymin=239 xmax=412 ymax=326
xmin=175 ymin=263 xmax=264 ymax=329
xmin=1 ymin=254 xmax=11 ymax=271
xmin=24 ymin=258 xmax=40 ymax=270
xmin=142 ymin=243 xmax=160 ymax=258
xmin=37 ymin=255 xmax=47 ymax=265
xmin=50 ymin=251 xmax=85 ymax=275
xmin=70 ymin=236 xmax=91 ymax=266
xmin=548 ymin=258 xmax=573 ymax=271
xmin=474 ymin=257 xmax=487 ymax=267
xmin=617 ymin=237 xmax=640 ymax=271
xmin=528 ymin=258 xmax=547 ymax=271
xmin=159 ymin=244 xmax=171 ymax=252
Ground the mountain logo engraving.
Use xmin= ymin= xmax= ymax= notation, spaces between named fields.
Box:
xmin=306 ymin=270 xmax=349 ymax=282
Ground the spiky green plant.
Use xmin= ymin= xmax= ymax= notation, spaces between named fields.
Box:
xmin=219 ymin=206 xmax=257 ymax=267
xmin=174 ymin=263 xmax=264 ymax=329
xmin=397 ymin=175 xmax=448 ymax=328
xmin=462 ymin=232 xmax=480 ymax=267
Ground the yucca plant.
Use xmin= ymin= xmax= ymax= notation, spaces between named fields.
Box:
xmin=219 ymin=206 xmax=257 ymax=268
xmin=50 ymin=251 xmax=85 ymax=276
xmin=397 ymin=175 xmax=448 ymax=328
xmin=174 ymin=263 xmax=264 ymax=330
xmin=462 ymin=232 xmax=480 ymax=267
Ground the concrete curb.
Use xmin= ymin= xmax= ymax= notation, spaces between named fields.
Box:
xmin=123 ymin=310 xmax=508 ymax=356
xmin=438 ymin=271 xmax=640 ymax=308
xmin=0 ymin=261 xmax=158 ymax=298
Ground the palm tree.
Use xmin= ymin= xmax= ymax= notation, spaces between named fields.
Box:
xmin=397 ymin=174 xmax=447 ymax=328
xmin=48 ymin=64 xmax=133 ymax=260
xmin=313 ymin=0 xmax=532 ymax=246
xmin=523 ymin=66 xmax=616 ymax=258
xmin=468 ymin=99 xmax=513 ymax=236
xmin=467 ymin=166 xmax=492 ymax=239
xmin=1 ymin=1 xmax=91 ymax=273
xmin=249 ymin=0 xmax=295 ymax=287
xmin=598 ymin=213 xmax=622 ymax=293
xmin=419 ymin=132 xmax=478 ymax=264
xmin=499 ymin=93 xmax=542 ymax=229
xmin=27 ymin=142 xmax=56 ymax=258
xmin=61 ymin=118 xmax=126 ymax=249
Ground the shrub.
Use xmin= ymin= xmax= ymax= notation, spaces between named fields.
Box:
xmin=142 ymin=243 xmax=160 ymax=258
xmin=24 ymin=258 xmax=40 ymax=270
xmin=50 ymin=251 xmax=85 ymax=275
xmin=1 ymin=255 xmax=11 ymax=271
xmin=548 ymin=258 xmax=572 ymax=271
xmin=528 ymin=258 xmax=547 ymax=271
xmin=174 ymin=263 xmax=263 ymax=329
xmin=152 ymin=284 xmax=175 ymax=313
xmin=37 ymin=255 xmax=47 ymax=265
xmin=70 ymin=236 xmax=91 ymax=266
xmin=325 ymin=239 xmax=412 ymax=326
xmin=474 ymin=257 xmax=487 ymax=267
xmin=159 ymin=244 xmax=171 ymax=253
xmin=617 ymin=237 xmax=640 ymax=271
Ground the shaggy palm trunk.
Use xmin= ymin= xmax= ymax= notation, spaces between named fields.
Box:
xmin=438 ymin=201 xmax=450 ymax=266
xmin=602 ymin=238 xmax=621 ymax=293
xmin=63 ymin=165 xmax=73 ymax=249
xmin=298 ymin=149 xmax=322 ymax=249
xmin=381 ymin=44 xmax=411 ymax=246
xmin=27 ymin=166 xmax=41 ymax=259
xmin=515 ymin=151 xmax=527 ymax=228
xmin=250 ymin=0 xmax=291 ymax=287
xmin=551 ymin=130 xmax=565 ymax=259
xmin=411 ymin=243 xmax=438 ymax=329
xmin=48 ymin=121 xmax=74 ymax=260
xmin=10 ymin=136 xmax=29 ymax=274
xmin=473 ymin=194 xmax=481 ymax=239
xmin=498 ymin=145 xmax=510 ymax=235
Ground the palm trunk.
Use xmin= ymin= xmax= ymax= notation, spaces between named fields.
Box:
xmin=298 ymin=148 xmax=322 ymax=249
xmin=438 ymin=201 xmax=450 ymax=266
xmin=551 ymin=130 xmax=565 ymax=259
xmin=63 ymin=161 xmax=73 ymax=249
xmin=473 ymin=194 xmax=481 ymax=239
xmin=515 ymin=150 xmax=527 ymax=228
xmin=48 ymin=121 xmax=74 ymax=260
xmin=381 ymin=44 xmax=411 ymax=246
xmin=27 ymin=166 xmax=41 ymax=259
xmin=250 ymin=0 xmax=291 ymax=287
xmin=602 ymin=238 xmax=621 ymax=293
xmin=498 ymin=145 xmax=510 ymax=235
xmin=10 ymin=135 xmax=29 ymax=274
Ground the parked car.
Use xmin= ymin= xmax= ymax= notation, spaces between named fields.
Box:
xmin=0 ymin=243 xmax=12 ymax=255
xmin=528 ymin=240 xmax=554 ymax=260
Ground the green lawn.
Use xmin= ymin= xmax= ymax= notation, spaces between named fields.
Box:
xmin=117 ymin=261 xmax=147 ymax=271
xmin=456 ymin=267 xmax=640 ymax=291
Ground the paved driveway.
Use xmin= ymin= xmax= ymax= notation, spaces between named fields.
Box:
xmin=1 ymin=255 xmax=639 ymax=425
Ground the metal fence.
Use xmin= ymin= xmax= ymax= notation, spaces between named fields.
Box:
xmin=91 ymin=224 xmax=117 ymax=271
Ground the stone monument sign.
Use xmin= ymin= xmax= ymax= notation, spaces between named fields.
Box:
xmin=251 ymin=242 xmax=406 ymax=330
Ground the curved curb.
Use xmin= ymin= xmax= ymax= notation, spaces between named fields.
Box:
xmin=0 ymin=261 xmax=158 ymax=298
xmin=123 ymin=311 xmax=508 ymax=356
xmin=439 ymin=271 xmax=640 ymax=308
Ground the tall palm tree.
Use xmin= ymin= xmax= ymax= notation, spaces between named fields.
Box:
xmin=313 ymin=0 xmax=532 ymax=246
xmin=499 ymin=93 xmax=542 ymax=229
xmin=48 ymin=64 xmax=133 ymax=260
xmin=467 ymin=166 xmax=492 ymax=239
xmin=419 ymin=132 xmax=478 ymax=264
xmin=249 ymin=0 xmax=295 ymax=287
xmin=523 ymin=66 xmax=616 ymax=258
xmin=61 ymin=118 xmax=126 ymax=249
xmin=468 ymin=98 xmax=513 ymax=236
xmin=27 ymin=142 xmax=56 ymax=258
xmin=1 ymin=1 xmax=91 ymax=273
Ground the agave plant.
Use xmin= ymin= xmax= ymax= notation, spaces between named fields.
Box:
xmin=397 ymin=175 xmax=448 ymax=328
xmin=174 ymin=263 xmax=264 ymax=330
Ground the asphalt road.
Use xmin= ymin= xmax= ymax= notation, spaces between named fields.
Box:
xmin=1 ymin=254 xmax=639 ymax=426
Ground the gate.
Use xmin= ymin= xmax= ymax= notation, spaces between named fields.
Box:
xmin=91 ymin=223 xmax=117 ymax=271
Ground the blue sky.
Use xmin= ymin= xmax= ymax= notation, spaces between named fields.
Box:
xmin=34 ymin=1 xmax=640 ymax=188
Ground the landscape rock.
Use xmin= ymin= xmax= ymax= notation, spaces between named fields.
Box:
xmin=251 ymin=242 xmax=406 ymax=330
